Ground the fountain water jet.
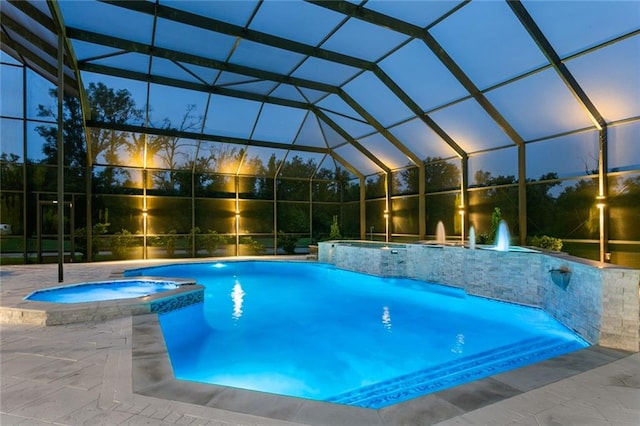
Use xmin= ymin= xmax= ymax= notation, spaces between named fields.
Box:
xmin=435 ymin=221 xmax=446 ymax=244
xmin=494 ymin=220 xmax=510 ymax=252
xmin=469 ymin=226 xmax=476 ymax=250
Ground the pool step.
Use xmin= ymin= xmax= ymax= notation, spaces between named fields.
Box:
xmin=326 ymin=336 xmax=584 ymax=408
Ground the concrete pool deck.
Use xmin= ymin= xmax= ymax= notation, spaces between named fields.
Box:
xmin=1 ymin=260 xmax=639 ymax=425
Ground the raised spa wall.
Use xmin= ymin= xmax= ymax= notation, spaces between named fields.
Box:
xmin=318 ymin=241 xmax=640 ymax=352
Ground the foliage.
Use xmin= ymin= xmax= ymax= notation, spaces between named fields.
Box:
xmin=186 ymin=227 xmax=200 ymax=257
xmin=34 ymin=92 xmax=86 ymax=191
xmin=329 ymin=215 xmax=342 ymax=240
xmin=200 ymin=230 xmax=228 ymax=256
xmin=366 ymin=174 xmax=386 ymax=198
xmin=529 ymin=235 xmax=563 ymax=251
xmin=240 ymin=236 xmax=264 ymax=255
xmin=277 ymin=231 xmax=299 ymax=255
xmin=399 ymin=157 xmax=461 ymax=194
xmin=75 ymin=221 xmax=109 ymax=259
xmin=0 ymin=153 xmax=22 ymax=189
xmin=526 ymin=172 xmax=560 ymax=235
xmin=475 ymin=233 xmax=490 ymax=245
xmin=490 ymin=207 xmax=502 ymax=242
xmin=0 ymin=154 xmax=23 ymax=235
xmin=277 ymin=204 xmax=309 ymax=233
xmin=110 ymin=229 xmax=136 ymax=259
xmin=160 ymin=230 xmax=177 ymax=256
xmin=475 ymin=207 xmax=502 ymax=244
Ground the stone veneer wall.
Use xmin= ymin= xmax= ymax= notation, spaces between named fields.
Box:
xmin=319 ymin=242 xmax=640 ymax=352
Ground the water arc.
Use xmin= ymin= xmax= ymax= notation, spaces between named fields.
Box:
xmin=494 ymin=220 xmax=510 ymax=252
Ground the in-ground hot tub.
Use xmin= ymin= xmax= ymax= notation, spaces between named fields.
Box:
xmin=25 ymin=279 xmax=184 ymax=303
xmin=9 ymin=278 xmax=204 ymax=326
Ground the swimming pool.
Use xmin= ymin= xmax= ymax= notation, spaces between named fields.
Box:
xmin=126 ymin=261 xmax=588 ymax=408
xmin=25 ymin=279 xmax=181 ymax=304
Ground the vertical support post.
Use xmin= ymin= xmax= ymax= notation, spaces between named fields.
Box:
xmin=37 ymin=197 xmax=42 ymax=263
xmin=235 ymin=175 xmax=240 ymax=256
xmin=309 ymin=178 xmax=313 ymax=243
xmin=57 ymin=32 xmax=65 ymax=282
xmin=85 ymin=119 xmax=93 ymax=262
xmin=22 ymin=65 xmax=28 ymax=263
xmin=142 ymin=131 xmax=148 ymax=260
xmin=518 ymin=144 xmax=527 ymax=246
xmin=598 ymin=128 xmax=609 ymax=262
xmin=142 ymin=168 xmax=147 ymax=260
xmin=70 ymin=198 xmax=75 ymax=261
xmin=385 ymin=172 xmax=390 ymax=243
xmin=418 ymin=162 xmax=426 ymax=240
xmin=273 ymin=178 xmax=278 ymax=255
xmin=359 ymin=176 xmax=366 ymax=240
xmin=190 ymin=169 xmax=195 ymax=257
xmin=460 ymin=155 xmax=469 ymax=242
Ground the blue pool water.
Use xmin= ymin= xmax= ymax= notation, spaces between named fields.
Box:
xmin=25 ymin=280 xmax=179 ymax=303
xmin=126 ymin=261 xmax=588 ymax=408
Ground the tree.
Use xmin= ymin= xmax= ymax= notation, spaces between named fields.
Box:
xmin=0 ymin=154 xmax=23 ymax=234
xmin=35 ymin=91 xmax=86 ymax=191
xmin=554 ymin=178 xmax=599 ymax=239
xmin=277 ymin=155 xmax=317 ymax=201
xmin=469 ymin=170 xmax=518 ymax=238
xmin=608 ymin=175 xmax=640 ymax=240
xmin=526 ymin=172 xmax=561 ymax=236
xmin=35 ymin=82 xmax=144 ymax=192
xmin=365 ymin=173 xmax=386 ymax=198
xmin=150 ymin=104 xmax=203 ymax=193
xmin=399 ymin=157 xmax=461 ymax=194
xmin=86 ymin=82 xmax=143 ymax=189
xmin=193 ymin=144 xmax=243 ymax=197
xmin=425 ymin=158 xmax=460 ymax=192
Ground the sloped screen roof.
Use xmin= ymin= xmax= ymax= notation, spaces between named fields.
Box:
xmin=3 ymin=0 xmax=639 ymax=177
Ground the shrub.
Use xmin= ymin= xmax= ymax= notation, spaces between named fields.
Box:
xmin=529 ymin=235 xmax=563 ymax=251
xmin=111 ymin=229 xmax=135 ymax=259
xmin=476 ymin=233 xmax=491 ymax=244
xmin=241 ymin=236 xmax=264 ymax=255
xmin=489 ymin=207 xmax=502 ymax=242
xmin=186 ymin=227 xmax=200 ymax=257
xmin=200 ymin=230 xmax=228 ymax=256
xmin=278 ymin=231 xmax=298 ymax=254
xmin=329 ymin=215 xmax=342 ymax=240
xmin=160 ymin=230 xmax=177 ymax=256
xmin=75 ymin=221 xmax=109 ymax=259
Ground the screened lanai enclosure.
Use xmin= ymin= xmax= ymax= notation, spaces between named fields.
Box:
xmin=1 ymin=0 xmax=639 ymax=269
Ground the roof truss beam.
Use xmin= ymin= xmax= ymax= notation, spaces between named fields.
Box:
xmin=101 ymin=0 xmax=442 ymax=165
xmin=339 ymin=89 xmax=422 ymax=167
xmin=507 ymin=1 xmax=606 ymax=130
xmin=80 ymin=63 xmax=387 ymax=173
xmin=308 ymin=0 xmax=525 ymax=147
xmin=102 ymin=0 xmax=374 ymax=70
xmin=313 ymin=108 xmax=390 ymax=173
xmin=81 ymin=62 xmax=312 ymax=109
xmin=373 ymin=67 xmax=466 ymax=158
xmin=85 ymin=120 xmax=329 ymax=155
xmin=66 ymin=27 xmax=339 ymax=94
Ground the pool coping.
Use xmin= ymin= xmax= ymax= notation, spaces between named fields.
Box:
xmin=132 ymin=311 xmax=633 ymax=425
xmin=0 ymin=276 xmax=203 ymax=326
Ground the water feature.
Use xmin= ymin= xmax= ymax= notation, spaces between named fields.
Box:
xmin=435 ymin=221 xmax=446 ymax=244
xmin=469 ymin=226 xmax=476 ymax=250
xmin=494 ymin=220 xmax=510 ymax=252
